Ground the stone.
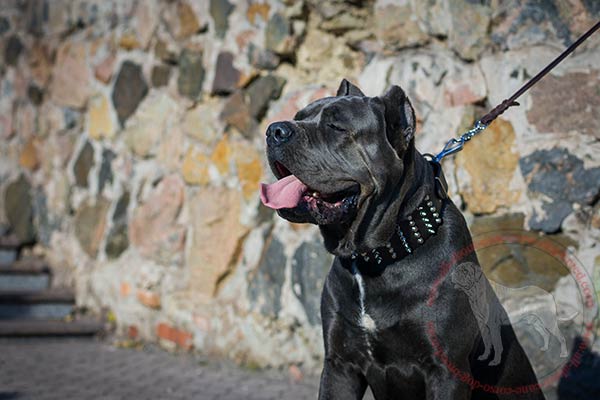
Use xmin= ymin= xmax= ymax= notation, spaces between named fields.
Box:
xmin=413 ymin=0 xmax=451 ymax=38
xmin=519 ymin=147 xmax=600 ymax=233
xmin=118 ymin=33 xmax=141 ymax=50
xmin=4 ymin=175 xmax=35 ymax=244
xmin=470 ymin=214 xmax=574 ymax=291
xmin=98 ymin=149 xmax=115 ymax=193
xmin=74 ymin=198 xmax=111 ymax=258
xmin=94 ymin=54 xmax=116 ymax=84
xmin=211 ymin=52 xmax=241 ymax=95
xmin=29 ymin=43 xmax=53 ymax=87
xmin=455 ymin=119 xmax=520 ymax=214
xmin=220 ymin=91 xmax=256 ymax=138
xmin=210 ymin=137 xmax=231 ymax=175
xmin=157 ymin=125 xmax=185 ymax=172
xmin=0 ymin=16 xmax=9 ymax=35
xmin=247 ymin=2 xmax=270 ymax=24
xmin=248 ymin=237 xmax=286 ymax=317
xmin=19 ymin=138 xmax=40 ymax=171
xmin=247 ymin=43 xmax=280 ymax=70
xmin=27 ymin=85 xmax=44 ymax=105
xmin=164 ymin=1 xmax=203 ymax=39
xmin=448 ymin=0 xmax=491 ymax=60
xmin=129 ymin=174 xmax=186 ymax=265
xmin=291 ymin=240 xmax=333 ymax=325
xmin=181 ymin=102 xmax=222 ymax=144
xmin=188 ymin=187 xmax=248 ymax=298
xmin=134 ymin=0 xmax=160 ymax=48
xmin=112 ymin=61 xmax=149 ymax=125
xmin=527 ymin=71 xmax=600 ymax=139
xmin=182 ymin=146 xmax=210 ymax=185
xmin=210 ymin=0 xmax=234 ymax=39
xmin=374 ymin=0 xmax=428 ymax=50
xmin=154 ymin=39 xmax=178 ymax=64
xmin=151 ymin=64 xmax=171 ymax=87
xmin=87 ymin=93 xmax=115 ymax=140
xmin=156 ymin=322 xmax=193 ymax=350
xmin=177 ymin=49 xmax=204 ymax=101
xmin=265 ymin=13 xmax=296 ymax=55
xmin=31 ymin=188 xmax=57 ymax=246
xmin=50 ymin=41 xmax=92 ymax=108
xmin=244 ymin=75 xmax=286 ymax=120
xmin=231 ymin=141 xmax=263 ymax=200
xmin=105 ymin=191 xmax=129 ymax=259
xmin=137 ymin=289 xmax=161 ymax=309
xmin=4 ymin=35 xmax=23 ymax=66
xmin=73 ymin=141 xmax=94 ymax=188
xmin=123 ymin=92 xmax=179 ymax=158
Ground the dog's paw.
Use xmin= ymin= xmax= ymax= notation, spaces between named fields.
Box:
xmin=489 ymin=358 xmax=501 ymax=367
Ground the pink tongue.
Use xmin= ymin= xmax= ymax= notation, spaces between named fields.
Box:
xmin=260 ymin=175 xmax=308 ymax=210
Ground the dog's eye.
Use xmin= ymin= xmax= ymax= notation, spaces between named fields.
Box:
xmin=327 ymin=123 xmax=346 ymax=132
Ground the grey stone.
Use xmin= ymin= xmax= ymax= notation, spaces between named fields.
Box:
xmin=247 ymin=43 xmax=280 ymax=71
xmin=177 ymin=49 xmax=204 ymax=100
xmin=209 ymin=0 xmax=234 ymax=39
xmin=244 ymin=75 xmax=286 ymax=120
xmin=211 ymin=52 xmax=240 ymax=95
xmin=151 ymin=64 xmax=171 ymax=87
xmin=5 ymin=35 xmax=23 ymax=66
xmin=112 ymin=61 xmax=149 ymax=125
xmin=265 ymin=13 xmax=295 ymax=56
xmin=106 ymin=191 xmax=129 ymax=259
xmin=32 ymin=187 xmax=59 ymax=246
xmin=248 ymin=237 xmax=286 ymax=317
xmin=63 ymin=108 xmax=80 ymax=130
xmin=219 ymin=91 xmax=256 ymax=138
xmin=529 ymin=201 xmax=572 ymax=234
xmin=74 ymin=198 xmax=110 ymax=258
xmin=73 ymin=141 xmax=94 ymax=188
xmin=291 ymin=240 xmax=333 ymax=325
xmin=98 ymin=149 xmax=115 ymax=193
xmin=520 ymin=148 xmax=600 ymax=233
xmin=4 ymin=175 xmax=35 ymax=244
xmin=0 ymin=16 xmax=9 ymax=35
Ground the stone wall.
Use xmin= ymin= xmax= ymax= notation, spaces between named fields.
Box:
xmin=1 ymin=0 xmax=599 ymax=370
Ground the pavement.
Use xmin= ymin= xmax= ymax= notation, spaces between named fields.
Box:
xmin=0 ymin=337 xmax=322 ymax=400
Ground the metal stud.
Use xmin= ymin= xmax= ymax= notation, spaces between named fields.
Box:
xmin=417 ymin=238 xmax=424 ymax=244
xmin=427 ymin=201 xmax=433 ymax=207
xmin=407 ymin=215 xmax=413 ymax=221
xmin=420 ymin=211 xmax=427 ymax=217
xmin=409 ymin=220 xmax=415 ymax=226
xmin=424 ymin=195 xmax=430 ymax=201
xmin=430 ymin=207 xmax=436 ymax=212
xmin=435 ymin=218 xmax=442 ymax=224
xmin=411 ymin=226 xmax=418 ymax=232
xmin=428 ymin=228 xmax=436 ymax=234
xmin=414 ymin=232 xmax=421 ymax=238
xmin=432 ymin=212 xmax=439 ymax=218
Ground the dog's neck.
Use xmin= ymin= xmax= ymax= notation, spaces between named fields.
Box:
xmin=324 ymin=145 xmax=449 ymax=270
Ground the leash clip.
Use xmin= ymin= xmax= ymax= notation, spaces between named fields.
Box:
xmin=434 ymin=120 xmax=488 ymax=163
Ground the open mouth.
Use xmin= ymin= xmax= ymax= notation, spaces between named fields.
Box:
xmin=260 ymin=161 xmax=360 ymax=225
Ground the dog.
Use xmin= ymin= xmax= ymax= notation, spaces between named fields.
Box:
xmin=260 ymin=79 xmax=545 ymax=399
xmin=452 ymin=262 xmax=575 ymax=363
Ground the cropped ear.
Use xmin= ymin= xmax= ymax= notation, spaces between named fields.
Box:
xmin=380 ymin=85 xmax=416 ymax=153
xmin=336 ymin=79 xmax=365 ymax=97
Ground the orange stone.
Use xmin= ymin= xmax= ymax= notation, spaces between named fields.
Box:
xmin=156 ymin=322 xmax=193 ymax=350
xmin=181 ymin=147 xmax=210 ymax=185
xmin=19 ymin=138 xmax=39 ymax=170
xmin=247 ymin=2 xmax=270 ymax=24
xmin=210 ymin=137 xmax=231 ymax=175
xmin=136 ymin=289 xmax=161 ymax=309
xmin=120 ymin=282 xmax=131 ymax=297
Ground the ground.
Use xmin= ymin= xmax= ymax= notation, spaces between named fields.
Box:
xmin=0 ymin=337 xmax=322 ymax=400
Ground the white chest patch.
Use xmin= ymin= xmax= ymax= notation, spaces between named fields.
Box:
xmin=351 ymin=261 xmax=377 ymax=332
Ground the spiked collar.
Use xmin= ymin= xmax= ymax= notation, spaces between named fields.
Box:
xmin=349 ymin=160 xmax=448 ymax=267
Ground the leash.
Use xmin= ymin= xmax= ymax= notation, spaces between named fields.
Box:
xmin=433 ymin=20 xmax=600 ymax=163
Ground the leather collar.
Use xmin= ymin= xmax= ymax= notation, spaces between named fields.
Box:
xmin=349 ymin=160 xmax=449 ymax=267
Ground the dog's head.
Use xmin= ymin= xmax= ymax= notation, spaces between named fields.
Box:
xmin=451 ymin=262 xmax=482 ymax=292
xmin=260 ymin=79 xmax=417 ymax=257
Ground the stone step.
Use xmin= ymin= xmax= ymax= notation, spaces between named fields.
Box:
xmin=0 ymin=259 xmax=50 ymax=291
xmin=0 ymin=317 xmax=104 ymax=336
xmin=0 ymin=234 xmax=20 ymax=266
xmin=0 ymin=289 xmax=75 ymax=320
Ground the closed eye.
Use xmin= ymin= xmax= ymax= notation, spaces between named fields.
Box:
xmin=327 ymin=123 xmax=346 ymax=132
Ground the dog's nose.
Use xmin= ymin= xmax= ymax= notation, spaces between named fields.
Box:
xmin=266 ymin=122 xmax=293 ymax=145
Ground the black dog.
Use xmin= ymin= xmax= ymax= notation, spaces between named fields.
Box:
xmin=260 ymin=80 xmax=545 ymax=399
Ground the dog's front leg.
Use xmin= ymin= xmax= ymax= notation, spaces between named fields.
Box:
xmin=318 ymin=359 xmax=368 ymax=400
xmin=426 ymin=367 xmax=472 ymax=400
